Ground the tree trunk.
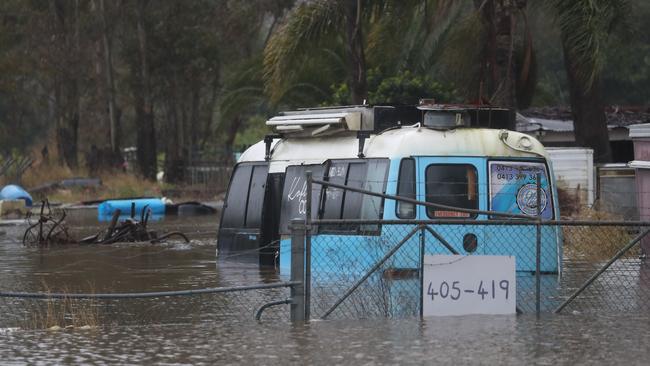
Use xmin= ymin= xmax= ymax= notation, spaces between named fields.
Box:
xmin=50 ymin=0 xmax=80 ymax=169
xmin=163 ymin=89 xmax=184 ymax=183
xmin=474 ymin=0 xmax=525 ymax=129
xmin=224 ymin=115 xmax=242 ymax=164
xmin=134 ymin=0 xmax=157 ymax=180
xmin=563 ymin=46 xmax=612 ymax=163
xmin=343 ymin=0 xmax=367 ymax=104
xmin=199 ymin=76 xmax=219 ymax=150
xmin=54 ymin=78 xmax=80 ymax=169
xmin=99 ymin=0 xmax=119 ymax=154
xmin=189 ymin=80 xmax=200 ymax=164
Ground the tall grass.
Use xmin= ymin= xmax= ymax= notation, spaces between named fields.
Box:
xmin=23 ymin=284 xmax=99 ymax=330
xmin=562 ymin=207 xmax=640 ymax=262
xmin=19 ymin=163 xmax=162 ymax=203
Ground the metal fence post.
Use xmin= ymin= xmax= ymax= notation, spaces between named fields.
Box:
xmin=305 ymin=171 xmax=313 ymax=320
xmin=290 ymin=219 xmax=306 ymax=322
xmin=419 ymin=225 xmax=425 ymax=319
xmin=535 ymin=173 xmax=542 ymax=315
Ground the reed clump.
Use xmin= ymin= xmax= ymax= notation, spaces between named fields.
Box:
xmin=23 ymin=285 xmax=99 ymax=330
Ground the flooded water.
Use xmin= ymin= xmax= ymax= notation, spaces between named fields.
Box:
xmin=1 ymin=210 xmax=649 ymax=364
xmin=2 ymin=314 xmax=649 ymax=364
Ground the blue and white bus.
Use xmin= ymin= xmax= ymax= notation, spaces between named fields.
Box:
xmin=217 ymin=104 xmax=561 ymax=277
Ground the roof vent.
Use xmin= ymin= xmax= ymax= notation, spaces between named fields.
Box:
xmin=422 ymin=110 xmax=470 ymax=128
xmin=418 ymin=100 xmax=470 ymax=129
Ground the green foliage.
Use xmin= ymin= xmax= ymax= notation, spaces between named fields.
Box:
xmin=369 ymin=70 xmax=458 ymax=105
xmin=264 ymin=0 xmax=341 ymax=103
xmin=0 ymin=0 xmax=649 ymax=174
xmin=601 ymin=0 xmax=650 ymax=104
xmin=549 ymin=0 xmax=631 ymax=92
xmin=330 ymin=69 xmax=458 ymax=106
xmin=234 ymin=115 xmax=272 ymax=148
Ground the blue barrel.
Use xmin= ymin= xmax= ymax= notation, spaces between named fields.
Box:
xmin=0 ymin=185 xmax=33 ymax=207
xmin=98 ymin=198 xmax=165 ymax=218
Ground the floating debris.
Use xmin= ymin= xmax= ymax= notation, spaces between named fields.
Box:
xmin=23 ymin=200 xmax=189 ymax=247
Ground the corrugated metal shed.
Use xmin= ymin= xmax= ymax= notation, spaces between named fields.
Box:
xmin=546 ymin=148 xmax=594 ymax=205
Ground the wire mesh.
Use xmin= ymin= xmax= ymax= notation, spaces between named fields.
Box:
xmin=304 ymin=220 xmax=650 ymax=319
xmin=554 ymin=224 xmax=650 ymax=314
xmin=0 ymin=285 xmax=291 ymax=329
xmin=309 ymin=224 xmax=423 ymax=320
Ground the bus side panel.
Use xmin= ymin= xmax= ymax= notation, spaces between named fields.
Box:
xmin=482 ymin=226 xmax=559 ymax=272
xmin=381 ymin=158 xmax=401 ymax=220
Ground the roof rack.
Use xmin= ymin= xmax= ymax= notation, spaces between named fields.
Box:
xmin=265 ymin=105 xmax=421 ymax=137
xmin=265 ymin=102 xmax=515 ymax=137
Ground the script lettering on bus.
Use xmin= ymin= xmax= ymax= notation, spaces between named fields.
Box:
xmin=287 ymin=176 xmax=308 ymax=214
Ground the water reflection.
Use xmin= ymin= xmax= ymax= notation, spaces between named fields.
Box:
xmin=2 ymin=314 xmax=649 ymax=364
xmin=0 ymin=214 xmax=223 ymax=294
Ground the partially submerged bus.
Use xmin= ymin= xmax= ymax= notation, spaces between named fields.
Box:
xmin=217 ymin=103 xmax=561 ymax=276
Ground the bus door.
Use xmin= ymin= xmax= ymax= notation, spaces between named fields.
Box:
xmin=415 ymin=157 xmax=487 ymax=255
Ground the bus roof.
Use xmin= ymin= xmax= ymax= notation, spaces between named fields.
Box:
xmin=239 ymin=125 xmax=548 ymax=173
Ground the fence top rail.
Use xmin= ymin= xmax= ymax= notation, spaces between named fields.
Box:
xmin=310 ymin=178 xmax=535 ymax=220
xmin=311 ymin=218 xmax=650 ymax=227
xmin=0 ymin=281 xmax=300 ymax=300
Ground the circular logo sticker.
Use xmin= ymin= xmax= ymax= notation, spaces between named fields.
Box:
xmin=516 ymin=183 xmax=547 ymax=216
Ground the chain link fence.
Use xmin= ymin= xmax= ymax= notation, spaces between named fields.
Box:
xmin=295 ymin=220 xmax=650 ymax=320
xmin=289 ymin=173 xmax=650 ymax=320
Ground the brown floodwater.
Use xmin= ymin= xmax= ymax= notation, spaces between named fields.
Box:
xmin=0 ymin=209 xmax=649 ymax=364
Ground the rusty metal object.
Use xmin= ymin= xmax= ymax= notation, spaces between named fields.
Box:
xmin=23 ymin=200 xmax=73 ymax=246
xmin=23 ymin=200 xmax=189 ymax=246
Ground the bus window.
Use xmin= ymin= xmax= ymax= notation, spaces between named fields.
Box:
xmin=245 ymin=165 xmax=269 ymax=228
xmin=341 ymin=162 xmax=367 ymax=219
xmin=488 ymin=161 xmax=553 ymax=219
xmin=320 ymin=158 xmax=389 ymax=234
xmin=221 ymin=164 xmax=253 ymax=228
xmin=425 ymin=164 xmax=478 ymax=218
xmin=359 ymin=159 xmax=390 ymax=232
xmin=322 ymin=161 xmax=350 ymax=220
xmin=396 ymin=158 xmax=416 ymax=219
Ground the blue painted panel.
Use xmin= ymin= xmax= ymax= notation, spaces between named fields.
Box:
xmin=382 ymin=158 xmax=402 ymax=220
xmin=98 ymin=198 xmax=165 ymax=219
xmin=279 ymin=156 xmax=562 ymax=277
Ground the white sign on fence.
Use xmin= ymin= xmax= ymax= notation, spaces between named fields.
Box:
xmin=422 ymin=255 xmax=516 ymax=316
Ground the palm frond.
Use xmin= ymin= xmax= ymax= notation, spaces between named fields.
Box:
xmin=550 ymin=0 xmax=630 ymax=90
xmin=413 ymin=0 xmax=469 ymax=73
xmin=365 ymin=0 xmax=467 ymax=74
xmin=263 ymin=0 xmax=342 ymax=103
xmin=435 ymin=12 xmax=485 ymax=100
